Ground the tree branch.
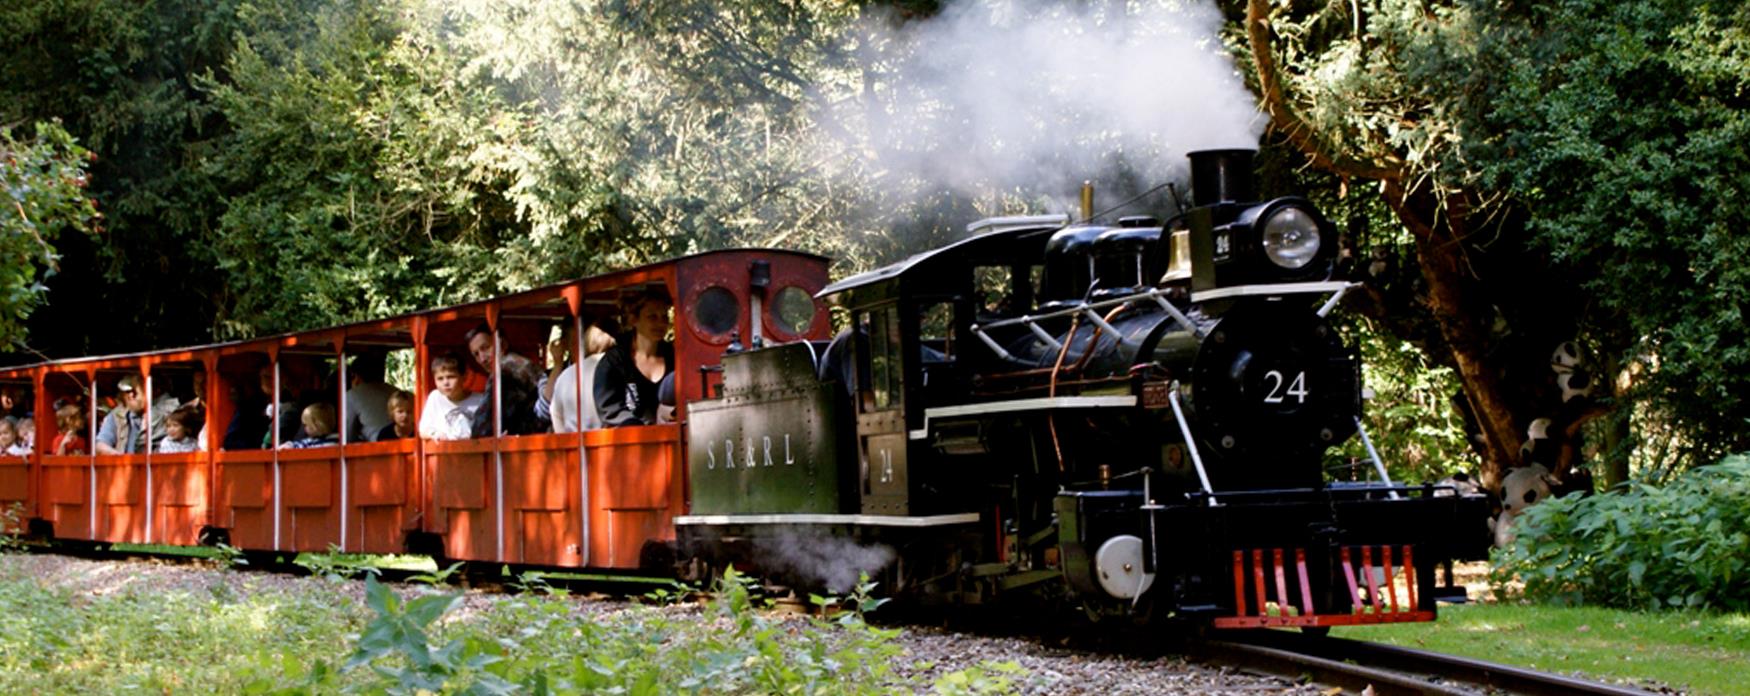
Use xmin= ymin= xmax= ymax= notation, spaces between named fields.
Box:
xmin=1244 ymin=0 xmax=1404 ymax=181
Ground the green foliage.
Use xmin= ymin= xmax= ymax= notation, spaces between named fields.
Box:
xmin=1337 ymin=323 xmax=1477 ymax=483
xmin=0 ymin=0 xmax=239 ymax=354
xmin=1257 ymin=0 xmax=1750 ymax=468
xmin=0 ymin=557 xmax=1010 ymax=693
xmin=0 ymin=503 xmax=25 ymax=552
xmin=257 ymin=566 xmax=958 ymax=695
xmin=1438 ymin=0 xmax=1750 ymax=462
xmin=931 ymin=661 xmax=1025 ymax=696
xmin=1492 ymin=455 xmax=1750 ymax=611
xmin=293 ymin=545 xmax=384 ymax=583
xmin=0 ymin=122 xmax=99 ymax=348
xmin=406 ymin=561 xmax=464 ymax=586
xmin=0 ymin=560 xmax=366 ymax=693
xmin=213 ymin=542 xmax=250 ymax=569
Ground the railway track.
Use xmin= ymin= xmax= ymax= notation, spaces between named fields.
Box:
xmin=1197 ymin=629 xmax=1659 ymax=695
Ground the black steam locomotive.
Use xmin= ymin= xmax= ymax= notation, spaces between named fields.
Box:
xmin=679 ymin=149 xmax=1491 ymax=629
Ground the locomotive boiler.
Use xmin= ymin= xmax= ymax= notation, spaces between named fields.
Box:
xmin=679 ymin=149 xmax=1491 ymax=629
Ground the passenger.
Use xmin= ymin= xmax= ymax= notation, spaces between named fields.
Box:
xmin=551 ymin=324 xmax=616 ymax=433
xmin=595 ymin=288 xmax=675 ymax=427
xmin=0 ymin=418 xmax=26 ymax=456
xmin=17 ymin=417 xmax=33 ymax=450
xmin=280 ymin=403 xmax=340 ymax=449
xmin=156 ymin=405 xmax=204 ymax=453
xmin=95 ymin=375 xmax=175 ymax=455
xmin=344 ymin=351 xmax=393 ymax=442
xmin=464 ymin=323 xmax=551 ymax=437
xmin=52 ymin=403 xmax=87 ymax=456
xmin=373 ymin=389 xmax=416 ymax=441
xmin=419 ymin=355 xmax=484 ymax=440
xmin=0 ymin=387 xmax=23 ymax=419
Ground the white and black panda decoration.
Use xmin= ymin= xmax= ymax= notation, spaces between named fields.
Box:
xmin=1549 ymin=340 xmax=1596 ymax=404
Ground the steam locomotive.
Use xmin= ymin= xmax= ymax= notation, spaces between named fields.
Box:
xmin=680 ymin=149 xmax=1492 ymax=628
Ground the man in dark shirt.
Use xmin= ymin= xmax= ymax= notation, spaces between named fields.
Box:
xmin=465 ymin=323 xmax=550 ymax=437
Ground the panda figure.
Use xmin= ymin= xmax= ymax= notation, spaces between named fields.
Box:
xmin=1550 ymin=341 xmax=1582 ymax=373
xmin=1558 ymin=369 xmax=1595 ymax=403
xmin=1492 ymin=463 xmax=1554 ymax=548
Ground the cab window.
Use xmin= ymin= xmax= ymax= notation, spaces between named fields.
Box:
xmin=858 ymin=305 xmax=903 ymax=411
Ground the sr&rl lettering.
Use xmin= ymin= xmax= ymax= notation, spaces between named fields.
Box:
xmin=705 ymin=432 xmax=799 ymax=470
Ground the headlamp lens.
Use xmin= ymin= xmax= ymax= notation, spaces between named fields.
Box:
xmin=1262 ymin=207 xmax=1321 ymax=269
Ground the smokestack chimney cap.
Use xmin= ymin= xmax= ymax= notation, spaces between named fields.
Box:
xmin=1187 ymin=149 xmax=1257 ymax=208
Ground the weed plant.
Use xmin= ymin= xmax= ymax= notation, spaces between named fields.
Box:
xmin=1493 ymin=454 xmax=1750 ymax=610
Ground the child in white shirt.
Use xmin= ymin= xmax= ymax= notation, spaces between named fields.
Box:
xmin=419 ymin=355 xmax=484 ymax=440
xmin=156 ymin=405 xmax=203 ymax=453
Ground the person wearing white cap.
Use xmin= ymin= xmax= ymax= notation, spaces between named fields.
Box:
xmin=94 ymin=374 xmax=177 ymax=454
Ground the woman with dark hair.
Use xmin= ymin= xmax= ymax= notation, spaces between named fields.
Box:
xmin=594 ymin=288 xmax=674 ymax=427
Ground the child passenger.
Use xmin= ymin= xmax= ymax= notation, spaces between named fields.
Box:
xmin=0 ymin=418 xmax=26 ymax=456
xmin=418 ymin=356 xmax=483 ymax=440
xmin=52 ymin=403 xmax=86 ymax=455
xmin=374 ymin=389 xmax=416 ymax=441
xmin=281 ymin=403 xmax=340 ymax=449
xmin=156 ymin=405 xmax=203 ymax=453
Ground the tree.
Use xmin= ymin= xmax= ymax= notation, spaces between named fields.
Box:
xmin=0 ymin=122 xmax=99 ymax=349
xmin=0 ymin=0 xmax=239 ymax=355
xmin=1237 ymin=0 xmax=1750 ymax=487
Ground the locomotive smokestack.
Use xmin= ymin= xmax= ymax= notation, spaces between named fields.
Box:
xmin=1187 ymin=149 xmax=1256 ymax=207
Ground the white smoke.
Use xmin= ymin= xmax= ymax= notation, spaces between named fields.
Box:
xmin=838 ymin=0 xmax=1264 ymax=215
xmin=753 ymin=529 xmax=896 ymax=594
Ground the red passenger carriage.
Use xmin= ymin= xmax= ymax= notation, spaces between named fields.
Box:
xmin=2 ymin=249 xmax=831 ymax=570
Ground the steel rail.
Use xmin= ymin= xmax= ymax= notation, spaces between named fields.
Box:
xmin=1200 ymin=629 xmax=1656 ymax=696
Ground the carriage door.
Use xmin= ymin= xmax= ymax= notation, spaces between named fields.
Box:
xmin=856 ymin=304 xmax=909 ymax=515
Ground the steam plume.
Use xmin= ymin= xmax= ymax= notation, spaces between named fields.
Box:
xmin=839 ymin=0 xmax=1264 ymax=215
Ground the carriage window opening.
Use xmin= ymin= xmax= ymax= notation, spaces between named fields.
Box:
xmin=44 ymin=372 xmax=87 ymax=456
xmin=215 ymin=354 xmax=271 ymax=451
xmin=151 ymin=363 xmax=206 ymax=454
xmin=919 ymin=301 xmax=955 ymax=362
xmin=347 ymin=347 xmax=416 ymax=442
xmin=693 ymin=286 xmax=739 ymax=337
xmin=862 ymin=306 xmax=902 ymax=411
xmin=277 ymin=353 xmax=339 ymax=450
xmin=772 ymin=286 xmax=816 ymax=336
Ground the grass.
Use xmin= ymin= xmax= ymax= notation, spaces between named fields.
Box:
xmin=1335 ymin=602 xmax=1750 ymax=695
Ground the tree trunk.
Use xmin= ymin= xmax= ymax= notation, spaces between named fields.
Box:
xmin=1381 ymin=182 xmax=1521 ymax=489
xmin=1601 ymin=407 xmax=1631 ymax=489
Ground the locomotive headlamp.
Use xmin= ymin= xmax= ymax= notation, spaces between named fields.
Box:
xmin=1188 ymin=196 xmax=1336 ymax=288
xmin=1261 ymin=206 xmax=1321 ymax=269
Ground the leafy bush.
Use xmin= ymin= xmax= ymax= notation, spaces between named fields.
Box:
xmin=1492 ymin=455 xmax=1750 ymax=610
